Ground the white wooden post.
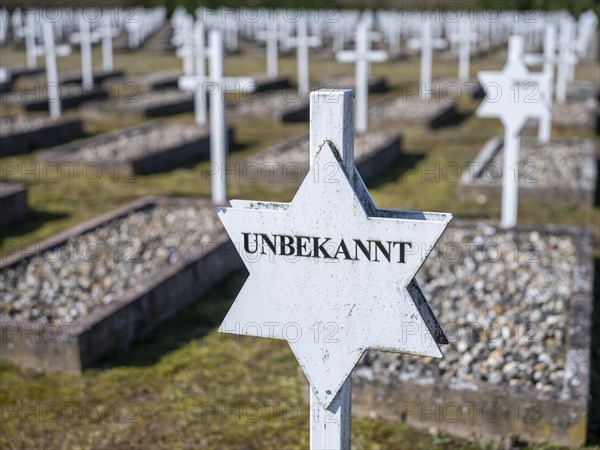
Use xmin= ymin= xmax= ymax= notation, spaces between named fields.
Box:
xmin=79 ymin=14 xmax=93 ymax=86
xmin=538 ymin=25 xmax=556 ymax=143
xmin=25 ymin=13 xmax=37 ymax=69
xmin=266 ymin=19 xmax=278 ymax=78
xmin=458 ymin=19 xmax=471 ymax=82
xmin=420 ymin=19 xmax=433 ymax=100
xmin=555 ymin=18 xmax=572 ymax=105
xmin=43 ymin=20 xmax=62 ymax=119
xmin=336 ymin=22 xmax=388 ymax=134
xmin=209 ymin=30 xmax=227 ymax=204
xmin=102 ymin=14 xmax=114 ymax=72
xmin=500 ymin=37 xmax=522 ymax=229
xmin=286 ymin=16 xmax=321 ymax=95
xmin=308 ymin=88 xmax=354 ymax=450
xmin=296 ymin=17 xmax=310 ymax=95
xmin=501 ymin=123 xmax=519 ymax=229
xmin=194 ymin=21 xmax=207 ymax=126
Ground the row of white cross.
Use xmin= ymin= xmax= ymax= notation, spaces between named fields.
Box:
xmin=7 ymin=7 xmax=166 ymax=54
xmin=6 ymin=9 xmax=597 ymax=230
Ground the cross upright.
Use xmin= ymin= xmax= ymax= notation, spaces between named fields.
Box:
xmin=255 ymin=18 xmax=283 ymax=79
xmin=101 ymin=14 xmax=115 ymax=72
xmin=78 ymin=14 xmax=94 ymax=87
xmin=336 ymin=21 xmax=388 ymax=134
xmin=420 ymin=19 xmax=433 ymax=100
xmin=285 ymin=15 xmax=321 ymax=95
xmin=555 ymin=17 xmax=576 ymax=105
xmin=25 ymin=13 xmax=42 ymax=69
xmin=42 ymin=19 xmax=63 ymax=119
xmin=175 ymin=15 xmax=195 ymax=76
xmin=458 ymin=18 xmax=477 ymax=82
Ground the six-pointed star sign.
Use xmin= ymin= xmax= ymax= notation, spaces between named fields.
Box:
xmin=477 ymin=37 xmax=552 ymax=132
xmin=217 ymin=142 xmax=451 ymax=407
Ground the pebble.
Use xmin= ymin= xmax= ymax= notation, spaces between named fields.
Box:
xmin=0 ymin=204 xmax=223 ymax=324
xmin=359 ymin=223 xmax=577 ymax=395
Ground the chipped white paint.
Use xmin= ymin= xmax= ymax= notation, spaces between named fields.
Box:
xmin=477 ymin=35 xmax=552 ymax=229
xmin=217 ymin=89 xmax=451 ymax=449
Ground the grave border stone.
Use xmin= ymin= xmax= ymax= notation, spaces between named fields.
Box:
xmin=0 ymin=182 xmax=28 ymax=228
xmin=0 ymin=196 xmax=241 ymax=373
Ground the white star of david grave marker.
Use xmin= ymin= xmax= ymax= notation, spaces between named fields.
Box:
xmin=477 ymin=35 xmax=552 ymax=229
xmin=217 ymin=89 xmax=451 ymax=449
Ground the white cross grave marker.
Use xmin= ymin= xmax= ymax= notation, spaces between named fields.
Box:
xmin=74 ymin=14 xmax=94 ymax=87
xmin=285 ymin=16 xmax=321 ymax=95
xmin=539 ymin=25 xmax=556 ymax=143
xmin=555 ymin=18 xmax=576 ymax=105
xmin=477 ymin=35 xmax=552 ymax=229
xmin=336 ymin=21 xmax=388 ymax=134
xmin=201 ymin=30 xmax=255 ymax=204
xmin=407 ymin=19 xmax=446 ymax=100
xmin=458 ymin=19 xmax=475 ymax=82
xmin=43 ymin=20 xmax=63 ymax=119
xmin=265 ymin=19 xmax=279 ymax=78
xmin=217 ymin=89 xmax=451 ymax=449
xmin=101 ymin=14 xmax=114 ymax=73
xmin=25 ymin=13 xmax=39 ymax=70
xmin=178 ymin=21 xmax=209 ymax=126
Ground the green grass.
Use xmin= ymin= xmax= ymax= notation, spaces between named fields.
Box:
xmin=0 ymin=43 xmax=599 ymax=449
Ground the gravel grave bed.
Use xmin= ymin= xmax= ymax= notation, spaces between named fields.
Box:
xmin=359 ymin=222 xmax=578 ymax=395
xmin=484 ymin=138 xmax=595 ymax=190
xmin=369 ymin=95 xmax=456 ymax=124
xmin=0 ymin=203 xmax=223 ymax=324
xmin=230 ymin=91 xmax=309 ymax=117
xmin=87 ymin=89 xmax=193 ymax=113
xmin=551 ymin=99 xmax=597 ymax=128
xmin=45 ymin=122 xmax=208 ymax=163
xmin=0 ymin=115 xmax=61 ymax=136
xmin=251 ymin=130 xmax=395 ymax=166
